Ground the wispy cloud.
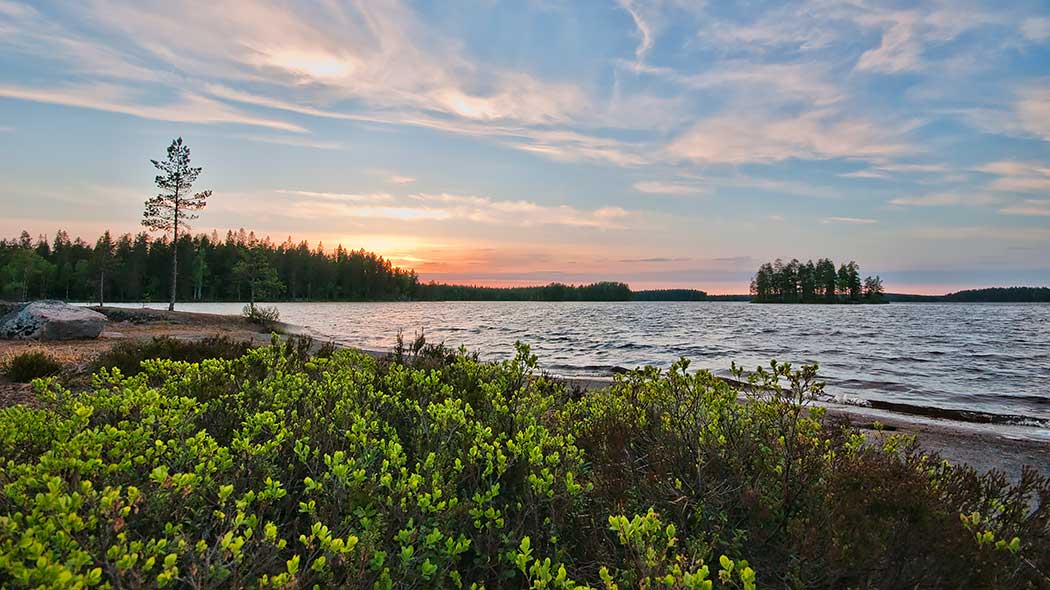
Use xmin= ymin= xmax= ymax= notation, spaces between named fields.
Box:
xmin=890 ymin=192 xmax=998 ymax=207
xmin=388 ymin=175 xmax=416 ymax=185
xmin=669 ymin=111 xmax=910 ymax=164
xmin=618 ymin=0 xmax=654 ymax=66
xmin=276 ymin=190 xmax=632 ymax=229
xmin=1021 ymin=17 xmax=1050 ymax=41
xmin=633 ymin=181 xmax=703 ymax=195
xmin=856 ymin=14 xmax=924 ymax=73
xmin=235 ymin=134 xmax=347 ymax=150
xmin=1000 ymin=199 xmax=1050 ymax=217
xmin=842 ymin=162 xmax=948 ymax=179
xmin=910 ymin=225 xmax=1050 ymax=241
xmin=1015 ymin=85 xmax=1050 ymax=141
xmin=822 ymin=216 xmax=878 ymax=224
xmin=978 ymin=161 xmax=1050 ymax=193
xmin=999 ymin=198 xmax=1050 ymax=217
xmin=0 ymin=82 xmax=304 ymax=131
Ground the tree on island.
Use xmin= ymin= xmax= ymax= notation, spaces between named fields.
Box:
xmin=837 ymin=262 xmax=862 ymax=302
xmin=864 ymin=275 xmax=885 ymax=302
xmin=751 ymin=257 xmax=881 ymax=303
xmin=142 ymin=137 xmax=212 ymax=311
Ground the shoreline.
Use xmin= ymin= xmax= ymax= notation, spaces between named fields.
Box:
xmin=3 ymin=306 xmax=1047 ymax=480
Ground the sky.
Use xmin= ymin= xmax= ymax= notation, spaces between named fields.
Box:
xmin=1 ymin=0 xmax=1049 ymax=294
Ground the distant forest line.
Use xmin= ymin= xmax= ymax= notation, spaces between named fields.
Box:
xmin=885 ymin=287 xmax=1050 ymax=303
xmin=1 ymin=230 xmax=1046 ymax=304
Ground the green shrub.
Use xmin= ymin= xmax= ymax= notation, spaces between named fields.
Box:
xmin=0 ymin=340 xmax=1046 ymax=589
xmin=91 ymin=335 xmax=252 ymax=376
xmin=1 ymin=351 xmax=61 ymax=382
xmin=243 ymin=304 xmax=280 ymax=325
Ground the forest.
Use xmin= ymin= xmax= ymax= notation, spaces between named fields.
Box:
xmin=750 ymin=258 xmax=885 ymax=303
xmin=0 ymin=230 xmax=697 ymax=303
xmin=0 ymin=229 xmax=417 ymax=303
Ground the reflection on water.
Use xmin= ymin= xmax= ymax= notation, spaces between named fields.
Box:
xmin=107 ymin=301 xmax=1050 ymax=427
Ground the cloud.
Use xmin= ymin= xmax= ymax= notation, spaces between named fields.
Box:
xmin=388 ymin=175 xmax=416 ymax=185
xmin=633 ymin=181 xmax=703 ymax=195
xmin=76 ymin=0 xmax=588 ymax=126
xmin=0 ymin=82 xmax=305 ymax=132
xmin=822 ymin=217 xmax=878 ymax=224
xmin=670 ymin=61 xmax=844 ymax=107
xmin=276 ymin=190 xmax=632 ymax=229
xmin=909 ymin=225 xmax=1050 ymax=241
xmin=953 ymin=84 xmax=1050 ymax=142
xmin=889 ymin=193 xmax=998 ymax=207
xmin=2 ymin=0 xmax=656 ymax=166
xmin=618 ymin=0 xmax=654 ymax=65
xmin=1000 ymin=199 xmax=1050 ymax=217
xmin=1021 ymin=17 xmax=1050 ymax=42
xmin=206 ymin=83 xmax=648 ymax=166
xmin=1015 ymin=85 xmax=1050 ymax=140
xmin=615 ymin=257 xmax=691 ymax=263
xmin=669 ymin=111 xmax=910 ymax=164
xmin=977 ymin=161 xmax=1050 ymax=193
xmin=840 ymin=170 xmax=889 ymax=179
xmin=235 ymin=134 xmax=347 ymax=150
xmin=841 ymin=162 xmax=947 ymax=179
xmin=856 ymin=15 xmax=923 ymax=73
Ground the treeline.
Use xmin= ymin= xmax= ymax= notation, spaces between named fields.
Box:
xmin=0 ymin=230 xmax=702 ymax=303
xmin=944 ymin=286 xmax=1050 ymax=302
xmin=0 ymin=229 xmax=417 ymax=303
xmin=415 ymin=281 xmax=633 ymax=301
xmin=751 ymin=258 xmax=885 ymax=304
xmin=632 ymin=289 xmax=707 ymax=301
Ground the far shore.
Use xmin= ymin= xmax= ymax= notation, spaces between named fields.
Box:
xmin=2 ymin=305 xmax=1047 ymax=481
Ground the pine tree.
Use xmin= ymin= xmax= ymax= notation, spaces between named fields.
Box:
xmin=142 ymin=138 xmax=212 ymax=311
xmin=864 ymin=275 xmax=885 ymax=302
xmin=233 ymin=246 xmax=284 ymax=313
xmin=92 ymin=231 xmax=116 ymax=306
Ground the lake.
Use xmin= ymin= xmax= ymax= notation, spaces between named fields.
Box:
xmin=106 ymin=301 xmax=1050 ymax=433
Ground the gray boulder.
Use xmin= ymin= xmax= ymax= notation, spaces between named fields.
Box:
xmin=0 ymin=300 xmax=107 ymax=341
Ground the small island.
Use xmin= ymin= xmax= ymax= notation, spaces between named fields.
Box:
xmin=750 ymin=258 xmax=885 ymax=304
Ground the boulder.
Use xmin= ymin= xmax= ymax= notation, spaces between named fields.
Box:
xmin=0 ymin=300 xmax=107 ymax=341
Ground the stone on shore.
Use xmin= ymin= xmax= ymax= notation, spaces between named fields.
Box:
xmin=0 ymin=300 xmax=107 ymax=341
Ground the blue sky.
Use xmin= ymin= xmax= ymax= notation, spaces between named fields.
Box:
xmin=1 ymin=0 xmax=1048 ymax=293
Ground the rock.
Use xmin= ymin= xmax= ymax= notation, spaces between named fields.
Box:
xmin=0 ymin=300 xmax=107 ymax=341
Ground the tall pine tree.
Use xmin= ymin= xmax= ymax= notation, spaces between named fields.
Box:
xmin=142 ymin=138 xmax=212 ymax=311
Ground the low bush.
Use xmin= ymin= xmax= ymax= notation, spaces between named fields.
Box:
xmin=0 ymin=351 xmax=62 ymax=383
xmin=243 ymin=304 xmax=281 ymax=325
xmin=91 ymin=335 xmax=252 ymax=376
xmin=0 ymin=339 xmax=1046 ymax=589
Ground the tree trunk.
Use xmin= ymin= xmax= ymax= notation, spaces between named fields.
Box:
xmin=98 ymin=269 xmax=104 ymax=307
xmin=169 ymin=211 xmax=178 ymax=311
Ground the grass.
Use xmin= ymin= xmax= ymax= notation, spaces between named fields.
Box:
xmin=0 ymin=337 xmax=1046 ymax=589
